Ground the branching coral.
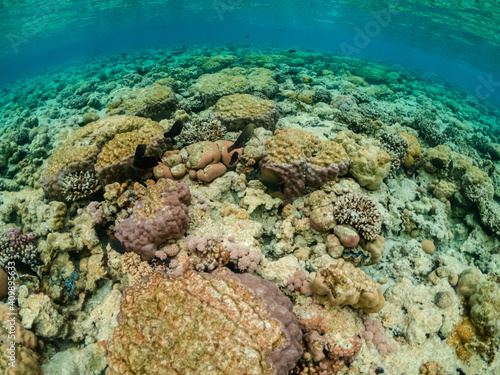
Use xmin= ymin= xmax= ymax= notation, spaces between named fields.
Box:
xmin=175 ymin=114 xmax=227 ymax=146
xmin=378 ymin=132 xmax=409 ymax=177
xmin=60 ymin=169 xmax=101 ymax=202
xmin=0 ymin=228 xmax=39 ymax=271
xmin=227 ymin=243 xmax=262 ymax=273
xmin=185 ymin=235 xmax=229 ymax=272
xmin=331 ymin=193 xmax=382 ymax=241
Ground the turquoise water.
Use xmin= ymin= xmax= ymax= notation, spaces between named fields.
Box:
xmin=1 ymin=1 xmax=499 ymax=104
xmin=1 ymin=2 xmax=500 ymax=375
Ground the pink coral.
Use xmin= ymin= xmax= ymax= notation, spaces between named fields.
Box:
xmin=114 ymin=179 xmax=190 ymax=261
xmin=286 ymin=268 xmax=312 ymax=296
xmin=363 ymin=319 xmax=398 ymax=355
xmin=184 ymin=235 xmax=229 ymax=272
xmin=228 ymin=243 xmax=262 ymax=273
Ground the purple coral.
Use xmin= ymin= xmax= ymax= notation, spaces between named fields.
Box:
xmin=0 ymin=228 xmax=39 ymax=270
xmin=260 ymin=156 xmax=349 ymax=204
xmin=184 ymin=235 xmax=229 ymax=272
xmin=286 ymin=268 xmax=312 ymax=296
xmin=332 ymin=193 xmax=382 ymax=241
xmin=115 ymin=179 xmax=190 ymax=261
xmin=363 ymin=319 xmax=398 ymax=355
xmin=227 ymin=243 xmax=262 ymax=273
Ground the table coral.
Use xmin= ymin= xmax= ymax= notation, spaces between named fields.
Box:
xmin=260 ymin=128 xmax=349 ymax=203
xmin=107 ymin=268 xmax=302 ymax=375
xmin=114 ymin=179 xmax=191 ymax=261
xmin=310 ymin=259 xmax=385 ymax=313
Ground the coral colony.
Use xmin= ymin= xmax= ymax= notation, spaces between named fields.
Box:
xmin=0 ymin=46 xmax=499 ymax=374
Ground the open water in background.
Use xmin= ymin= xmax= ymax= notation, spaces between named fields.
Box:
xmin=0 ymin=0 xmax=499 ymax=104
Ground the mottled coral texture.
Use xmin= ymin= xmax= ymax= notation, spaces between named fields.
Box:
xmin=260 ymin=128 xmax=349 ymax=203
xmin=42 ymin=115 xmax=165 ymax=201
xmin=107 ymin=269 xmax=302 ymax=375
xmin=310 ymin=259 xmax=385 ymax=313
xmin=115 ymin=179 xmax=191 ymax=261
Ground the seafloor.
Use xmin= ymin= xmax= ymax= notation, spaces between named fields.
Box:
xmin=0 ymin=45 xmax=499 ymax=375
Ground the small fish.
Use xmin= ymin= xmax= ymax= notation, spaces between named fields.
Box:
xmin=124 ymin=165 xmax=148 ymax=187
xmin=430 ymin=158 xmax=445 ymax=170
xmin=302 ymin=77 xmax=309 ymax=83
xmin=227 ymin=123 xmax=254 ymax=153
xmin=288 ymin=49 xmax=296 ymax=53
xmin=244 ymin=35 xmax=249 ymax=38
xmin=133 ymin=144 xmax=160 ymax=169
xmin=164 ymin=120 xmax=184 ymax=139
xmin=258 ymin=168 xmax=284 ymax=189
xmin=228 ymin=151 xmax=239 ymax=167
xmin=108 ymin=235 xmax=126 ymax=253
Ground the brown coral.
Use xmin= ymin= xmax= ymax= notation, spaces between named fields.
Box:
xmin=310 ymin=259 xmax=385 ymax=313
xmin=107 ymin=269 xmax=302 ymax=375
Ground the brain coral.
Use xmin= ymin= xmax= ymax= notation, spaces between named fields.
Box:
xmin=213 ymin=94 xmax=278 ymax=131
xmin=42 ymin=115 xmax=166 ymax=201
xmin=107 ymin=268 xmax=302 ymax=375
xmin=260 ymin=128 xmax=349 ymax=203
xmin=114 ymin=179 xmax=191 ymax=261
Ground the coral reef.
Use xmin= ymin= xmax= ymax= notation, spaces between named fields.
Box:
xmin=107 ymin=269 xmax=302 ymax=374
xmin=310 ymin=259 xmax=385 ymax=313
xmin=260 ymin=128 xmax=349 ymax=202
xmin=115 ymin=179 xmax=191 ymax=261
xmin=2 ymin=45 xmax=500 ymax=375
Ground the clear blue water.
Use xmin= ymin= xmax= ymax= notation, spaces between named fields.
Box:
xmin=1 ymin=0 xmax=499 ymax=104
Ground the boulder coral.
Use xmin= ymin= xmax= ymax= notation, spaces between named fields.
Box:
xmin=116 ymin=80 xmax=178 ymax=121
xmin=260 ymin=128 xmax=350 ymax=203
xmin=42 ymin=115 xmax=166 ymax=201
xmin=114 ymin=179 xmax=191 ymax=261
xmin=107 ymin=268 xmax=302 ymax=375
xmin=213 ymin=94 xmax=278 ymax=131
xmin=310 ymin=259 xmax=385 ymax=313
xmin=154 ymin=139 xmax=243 ymax=183
xmin=335 ymin=130 xmax=390 ymax=190
xmin=191 ymin=67 xmax=278 ymax=107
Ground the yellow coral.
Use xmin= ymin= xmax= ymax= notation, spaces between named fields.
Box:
xmin=310 ymin=259 xmax=385 ymax=313
xmin=399 ymin=132 xmax=421 ymax=167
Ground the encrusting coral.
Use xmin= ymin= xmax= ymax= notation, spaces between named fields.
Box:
xmin=106 ymin=268 xmax=302 ymax=375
